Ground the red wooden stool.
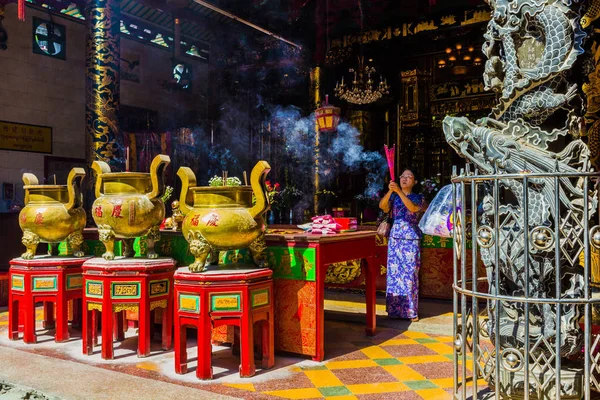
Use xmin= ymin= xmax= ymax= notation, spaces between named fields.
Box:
xmin=174 ymin=265 xmax=274 ymax=380
xmin=8 ymin=256 xmax=90 ymax=343
xmin=82 ymin=257 xmax=176 ymax=360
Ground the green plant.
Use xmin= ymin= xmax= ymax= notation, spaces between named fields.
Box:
xmin=161 ymin=186 xmax=174 ymax=203
xmin=208 ymin=176 xmax=242 ymax=187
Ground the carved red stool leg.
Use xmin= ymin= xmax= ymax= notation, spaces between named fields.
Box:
xmin=138 ymin=299 xmax=151 ymax=358
xmin=23 ymin=295 xmax=36 ymax=344
xmin=43 ymin=302 xmax=55 ymax=329
xmin=55 ymin=295 xmax=69 ymax=342
xmin=82 ymin=303 xmax=93 ymax=355
xmin=239 ymin=303 xmax=256 ymax=377
xmin=261 ymin=317 xmax=275 ymax=369
xmin=162 ymin=301 xmax=173 ymax=351
xmin=8 ymin=295 xmax=19 ymax=340
xmin=114 ymin=311 xmax=125 ymax=341
xmin=101 ymin=299 xmax=114 ymax=360
xmin=196 ymin=310 xmax=213 ymax=380
xmin=174 ymin=322 xmax=188 ymax=374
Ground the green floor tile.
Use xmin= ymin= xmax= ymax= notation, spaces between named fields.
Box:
xmin=373 ymin=358 xmax=403 ymax=366
xmin=404 ymin=380 xmax=439 ymax=390
xmin=444 ymin=354 xmax=472 ymax=361
xmin=318 ymin=386 xmax=352 ymax=397
xmin=414 ymin=338 xmax=438 ymax=344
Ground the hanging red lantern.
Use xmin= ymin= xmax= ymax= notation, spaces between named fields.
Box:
xmin=315 ymin=95 xmax=340 ymax=132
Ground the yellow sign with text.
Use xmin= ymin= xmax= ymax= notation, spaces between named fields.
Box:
xmin=0 ymin=120 xmax=52 ymax=154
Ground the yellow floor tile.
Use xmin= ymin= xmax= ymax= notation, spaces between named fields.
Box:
xmin=415 ymin=388 xmax=453 ymax=399
xmin=465 ymin=378 xmax=488 ymax=387
xmin=264 ymin=388 xmax=323 ymax=399
xmin=326 ymin=360 xmax=378 ymax=369
xmin=423 ymin=343 xmax=455 ymax=354
xmin=225 ymin=383 xmax=256 ymax=392
xmin=135 ymin=361 xmax=159 ymax=372
xmin=360 ymin=345 xmax=394 ymax=359
xmin=402 ymin=331 xmax=431 ymax=339
xmin=304 ymin=370 xmax=344 ymax=387
xmin=383 ymin=365 xmax=426 ymax=381
xmin=434 ymin=336 xmax=454 ymax=342
xmin=347 ymin=382 xmax=409 ymax=395
xmin=380 ymin=339 xmax=418 ymax=346
xmin=398 ymin=355 xmax=451 ymax=364
xmin=325 ymin=299 xmax=387 ymax=312
xmin=430 ymin=378 xmax=454 ymax=389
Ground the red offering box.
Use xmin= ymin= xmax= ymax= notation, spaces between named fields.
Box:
xmin=336 ymin=217 xmax=357 ymax=231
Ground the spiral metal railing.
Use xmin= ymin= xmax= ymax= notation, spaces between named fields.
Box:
xmin=451 ymin=166 xmax=600 ymax=400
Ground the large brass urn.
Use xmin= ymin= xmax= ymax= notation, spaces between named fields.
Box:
xmin=19 ymin=168 xmax=87 ymax=259
xmin=92 ymin=154 xmax=170 ymax=260
xmin=177 ymin=161 xmax=271 ymax=272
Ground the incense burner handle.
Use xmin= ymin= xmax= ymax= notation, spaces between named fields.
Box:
xmin=91 ymin=161 xmax=111 ymax=199
xmin=248 ymin=161 xmax=271 ymax=220
xmin=176 ymin=167 xmax=196 ymax=216
xmin=65 ymin=168 xmax=86 ymax=211
xmin=147 ymin=154 xmax=171 ymax=201
xmin=22 ymin=173 xmax=39 ymax=206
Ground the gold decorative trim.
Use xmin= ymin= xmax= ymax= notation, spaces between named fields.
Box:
xmin=150 ymin=299 xmax=168 ymax=311
xmin=88 ymin=302 xmax=102 ymax=312
xmin=113 ymin=303 xmax=139 ymax=313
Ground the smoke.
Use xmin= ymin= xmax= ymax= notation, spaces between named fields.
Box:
xmin=266 ymin=105 xmax=388 ymax=209
xmin=326 ymin=121 xmax=388 ymax=198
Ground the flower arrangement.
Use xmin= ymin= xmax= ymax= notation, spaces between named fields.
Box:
xmin=265 ymin=180 xmax=281 ymax=206
xmin=161 ymin=186 xmax=174 ymax=203
xmin=208 ymin=175 xmax=242 ymax=187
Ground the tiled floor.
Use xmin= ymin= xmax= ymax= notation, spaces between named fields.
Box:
xmin=0 ymin=298 xmax=484 ymax=400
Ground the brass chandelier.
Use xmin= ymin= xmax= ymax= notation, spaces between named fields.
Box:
xmin=334 ymin=56 xmax=389 ymax=105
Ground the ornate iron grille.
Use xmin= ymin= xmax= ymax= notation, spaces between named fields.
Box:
xmin=452 ymin=165 xmax=600 ymax=400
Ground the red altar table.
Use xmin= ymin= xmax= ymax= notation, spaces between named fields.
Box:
xmin=9 ymin=256 xmax=91 ymax=343
xmin=265 ymin=230 xmax=378 ymax=361
xmin=81 ymin=257 xmax=176 ymax=359
xmin=174 ymin=265 xmax=274 ymax=379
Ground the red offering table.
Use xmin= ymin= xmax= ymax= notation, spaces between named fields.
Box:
xmin=81 ymin=257 xmax=176 ymax=359
xmin=9 ymin=256 xmax=91 ymax=343
xmin=174 ymin=265 xmax=274 ymax=379
xmin=265 ymin=230 xmax=378 ymax=361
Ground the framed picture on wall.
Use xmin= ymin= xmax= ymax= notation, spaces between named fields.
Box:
xmin=44 ymin=156 xmax=88 ymax=185
xmin=2 ymin=182 xmax=15 ymax=200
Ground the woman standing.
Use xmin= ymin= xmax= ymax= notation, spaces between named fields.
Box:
xmin=379 ymin=169 xmax=425 ymax=322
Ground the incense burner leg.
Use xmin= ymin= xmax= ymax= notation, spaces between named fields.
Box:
xmin=122 ymin=238 xmax=135 ymax=258
xmin=21 ymin=230 xmax=40 ymax=260
xmin=67 ymin=231 xmax=85 ymax=257
xmin=248 ymin=232 xmax=268 ymax=268
xmin=188 ymin=232 xmax=210 ymax=272
xmin=145 ymin=225 xmax=160 ymax=259
xmin=98 ymin=225 xmax=116 ymax=260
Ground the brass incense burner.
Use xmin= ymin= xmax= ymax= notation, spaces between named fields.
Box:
xmin=92 ymin=154 xmax=170 ymax=260
xmin=19 ymin=168 xmax=87 ymax=259
xmin=177 ymin=161 xmax=271 ymax=272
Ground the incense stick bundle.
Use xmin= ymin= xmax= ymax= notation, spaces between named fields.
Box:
xmin=243 ymin=171 xmax=248 ymax=186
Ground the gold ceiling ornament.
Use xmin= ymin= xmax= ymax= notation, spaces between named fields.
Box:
xmin=334 ymin=56 xmax=389 ymax=105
